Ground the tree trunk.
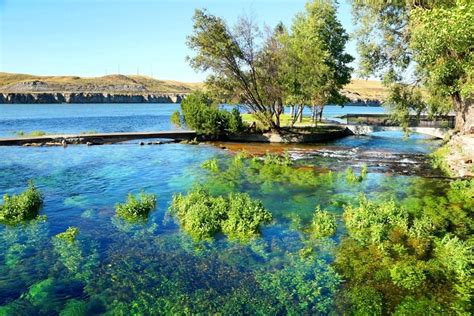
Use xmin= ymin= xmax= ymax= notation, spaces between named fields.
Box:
xmin=452 ymin=94 xmax=474 ymax=134
xmin=319 ymin=105 xmax=324 ymax=122
xmin=298 ymin=105 xmax=303 ymax=123
xmin=290 ymin=105 xmax=295 ymax=119
xmin=311 ymin=105 xmax=317 ymax=124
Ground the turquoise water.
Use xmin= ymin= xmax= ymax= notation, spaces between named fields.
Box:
xmin=0 ymin=104 xmax=450 ymax=314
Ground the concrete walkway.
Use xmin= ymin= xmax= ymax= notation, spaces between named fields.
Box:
xmin=0 ymin=130 xmax=197 ymax=146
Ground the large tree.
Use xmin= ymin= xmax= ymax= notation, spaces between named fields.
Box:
xmin=352 ymin=0 xmax=473 ymax=134
xmin=187 ymin=9 xmax=285 ymax=131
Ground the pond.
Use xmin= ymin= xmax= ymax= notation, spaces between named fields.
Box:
xmin=0 ymin=104 xmax=471 ymax=315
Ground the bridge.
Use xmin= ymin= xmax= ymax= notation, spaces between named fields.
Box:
xmin=340 ymin=114 xmax=455 ymax=138
xmin=0 ymin=130 xmax=197 ymax=146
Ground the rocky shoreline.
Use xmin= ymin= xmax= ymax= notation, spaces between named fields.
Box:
xmin=0 ymin=92 xmax=185 ymax=104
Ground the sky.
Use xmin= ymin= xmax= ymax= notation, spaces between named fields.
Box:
xmin=0 ymin=0 xmax=357 ymax=82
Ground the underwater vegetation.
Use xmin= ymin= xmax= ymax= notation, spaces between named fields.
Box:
xmin=0 ymin=181 xmax=44 ymax=224
xmin=169 ymin=186 xmax=272 ymax=241
xmin=115 ymin=192 xmax=157 ymax=221
xmin=335 ymin=179 xmax=474 ymax=314
xmin=311 ymin=206 xmax=337 ymax=239
xmin=55 ymin=227 xmax=79 ymax=243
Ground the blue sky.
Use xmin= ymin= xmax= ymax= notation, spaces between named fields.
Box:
xmin=0 ymin=0 xmax=357 ymax=82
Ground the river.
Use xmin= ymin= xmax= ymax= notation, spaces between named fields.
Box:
xmin=0 ymin=103 xmax=461 ymax=314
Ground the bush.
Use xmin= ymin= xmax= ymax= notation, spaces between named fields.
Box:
xmin=180 ymin=91 xmax=244 ymax=136
xmin=311 ymin=206 xmax=337 ymax=239
xmin=170 ymin=110 xmax=182 ymax=127
xmin=55 ymin=227 xmax=79 ymax=243
xmin=169 ymin=186 xmax=272 ymax=241
xmin=0 ymin=181 xmax=44 ymax=224
xmin=222 ymin=193 xmax=272 ymax=241
xmin=115 ymin=192 xmax=157 ymax=221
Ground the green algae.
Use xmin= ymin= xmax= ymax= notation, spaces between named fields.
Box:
xmin=55 ymin=227 xmax=79 ymax=243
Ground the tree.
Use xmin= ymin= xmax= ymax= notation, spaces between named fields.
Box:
xmin=282 ymin=1 xmax=353 ymax=125
xmin=351 ymin=0 xmax=474 ymax=134
xmin=187 ymin=10 xmax=284 ymax=131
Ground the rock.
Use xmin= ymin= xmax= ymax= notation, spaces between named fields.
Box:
xmin=139 ymin=142 xmax=145 ymax=146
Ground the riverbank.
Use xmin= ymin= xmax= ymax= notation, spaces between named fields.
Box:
xmin=433 ymin=133 xmax=474 ymax=178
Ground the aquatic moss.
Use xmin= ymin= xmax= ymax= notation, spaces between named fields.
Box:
xmin=256 ymin=257 xmax=341 ymax=314
xmin=115 ymin=192 xmax=157 ymax=221
xmin=0 ymin=181 xmax=44 ymax=224
xmin=55 ymin=227 xmax=79 ymax=243
xmin=335 ymin=179 xmax=474 ymax=314
xmin=311 ymin=206 xmax=337 ymax=239
xmin=169 ymin=186 xmax=272 ymax=241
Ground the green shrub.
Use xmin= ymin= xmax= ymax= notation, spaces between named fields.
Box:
xmin=311 ymin=206 xmax=337 ymax=239
xmin=180 ymin=91 xmax=244 ymax=136
xmin=227 ymin=107 xmax=245 ymax=134
xmin=55 ymin=227 xmax=79 ymax=243
xmin=169 ymin=186 xmax=272 ymax=241
xmin=429 ymin=145 xmax=452 ymax=176
xmin=222 ymin=193 xmax=272 ymax=241
xmin=115 ymin=192 xmax=157 ymax=221
xmin=0 ymin=181 xmax=44 ymax=224
xmin=170 ymin=110 xmax=182 ymax=127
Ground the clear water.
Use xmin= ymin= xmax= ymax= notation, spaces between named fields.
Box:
xmin=0 ymin=104 xmax=385 ymax=137
xmin=0 ymin=104 xmax=447 ymax=314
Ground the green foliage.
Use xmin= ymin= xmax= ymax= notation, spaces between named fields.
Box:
xmin=222 ymin=193 xmax=273 ymax=241
xmin=430 ymin=144 xmax=452 ymax=176
xmin=201 ymin=158 xmax=219 ymax=172
xmin=55 ymin=227 xmax=79 ymax=243
xmin=169 ymin=186 xmax=272 ymax=241
xmin=256 ymin=257 xmax=341 ymax=314
xmin=115 ymin=192 xmax=157 ymax=221
xmin=180 ymin=91 xmax=244 ymax=135
xmin=311 ymin=206 xmax=337 ymax=239
xmin=187 ymin=3 xmax=353 ymax=130
xmin=345 ymin=165 xmax=367 ymax=183
xmin=227 ymin=107 xmax=244 ymax=134
xmin=336 ymin=179 xmax=474 ymax=314
xmin=352 ymin=1 xmax=474 ymax=132
xmin=344 ymin=286 xmax=383 ymax=316
xmin=0 ymin=181 xmax=44 ymax=224
xmin=170 ymin=110 xmax=182 ymax=127
xmin=14 ymin=130 xmax=47 ymax=137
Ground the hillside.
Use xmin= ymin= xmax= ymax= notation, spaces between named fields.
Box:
xmin=0 ymin=72 xmax=387 ymax=102
xmin=0 ymin=72 xmax=202 ymax=94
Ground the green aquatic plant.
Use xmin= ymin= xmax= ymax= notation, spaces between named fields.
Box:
xmin=201 ymin=158 xmax=219 ymax=173
xmin=55 ymin=227 xmax=79 ymax=243
xmin=256 ymin=257 xmax=341 ymax=314
xmin=0 ymin=181 xmax=44 ymax=224
xmin=169 ymin=186 xmax=272 ymax=241
xmin=311 ymin=206 xmax=337 ymax=239
xmin=429 ymin=145 xmax=452 ymax=176
xmin=345 ymin=165 xmax=367 ymax=183
xmin=222 ymin=193 xmax=272 ymax=241
xmin=115 ymin=192 xmax=157 ymax=221
xmin=335 ymin=179 xmax=474 ymax=314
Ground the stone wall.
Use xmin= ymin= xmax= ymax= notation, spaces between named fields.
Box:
xmin=0 ymin=93 xmax=185 ymax=104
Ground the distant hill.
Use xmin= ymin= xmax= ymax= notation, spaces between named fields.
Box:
xmin=0 ymin=72 xmax=387 ymax=102
xmin=0 ymin=72 xmax=202 ymax=94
